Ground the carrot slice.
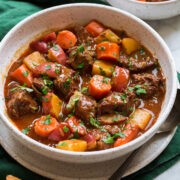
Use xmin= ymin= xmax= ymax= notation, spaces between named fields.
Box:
xmin=57 ymin=30 xmax=77 ymax=49
xmin=85 ymin=20 xmax=106 ymax=37
xmin=89 ymin=75 xmax=111 ymax=99
xmin=114 ymin=122 xmax=139 ymax=147
xmin=96 ymin=42 xmax=120 ymax=61
xmin=11 ymin=64 xmax=33 ymax=87
xmin=34 ymin=115 xmax=58 ymax=137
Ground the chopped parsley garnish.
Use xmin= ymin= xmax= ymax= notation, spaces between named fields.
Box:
xmin=43 ymin=79 xmax=53 ymax=88
xmin=102 ymin=77 xmax=110 ymax=84
xmin=43 ymin=97 xmax=49 ymax=102
xmin=73 ymin=44 xmax=84 ymax=56
xmin=112 ymin=71 xmax=116 ymax=77
xmin=136 ymin=88 xmax=147 ymax=95
xmin=99 ymin=66 xmax=106 ymax=75
xmin=53 ymin=43 xmax=59 ymax=51
xmin=22 ymin=127 xmax=30 ymax=134
xmin=81 ymin=87 xmax=88 ymax=93
xmin=134 ymin=54 xmax=138 ymax=59
xmin=63 ymin=78 xmax=71 ymax=89
xmin=128 ymin=87 xmax=133 ymax=92
xmin=45 ymin=65 xmax=51 ymax=70
xmin=90 ymin=117 xmax=100 ymax=128
xmin=55 ymin=68 xmax=60 ymax=74
xmin=30 ymin=106 xmax=38 ymax=111
xmin=77 ymin=62 xmax=85 ymax=69
xmin=113 ymin=52 xmax=117 ymax=56
xmin=58 ymin=142 xmax=67 ymax=147
xmin=41 ymin=86 xmax=48 ymax=95
xmin=86 ymin=42 xmax=91 ymax=46
xmin=10 ymin=87 xmax=18 ymax=92
xmin=112 ymin=117 xmax=118 ymax=122
xmin=41 ymin=115 xmax=51 ymax=125
xmin=128 ymin=58 xmax=132 ymax=70
xmin=99 ymin=46 xmax=105 ymax=51
xmin=22 ymin=70 xmax=29 ymax=77
xmin=134 ymin=84 xmax=147 ymax=95
xmin=139 ymin=48 xmax=145 ymax=55
xmin=63 ymin=126 xmax=69 ymax=133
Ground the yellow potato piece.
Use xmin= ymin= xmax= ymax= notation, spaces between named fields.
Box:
xmin=122 ymin=38 xmax=140 ymax=55
xmin=92 ymin=60 xmax=114 ymax=77
xmin=23 ymin=51 xmax=46 ymax=70
xmin=50 ymin=93 xmax=63 ymax=118
xmin=6 ymin=175 xmax=21 ymax=180
xmin=66 ymin=91 xmax=82 ymax=113
xmin=131 ymin=109 xmax=152 ymax=130
xmin=57 ymin=140 xmax=87 ymax=152
xmin=95 ymin=29 xmax=121 ymax=44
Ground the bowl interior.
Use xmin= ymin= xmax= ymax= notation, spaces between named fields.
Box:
xmin=0 ymin=4 xmax=177 ymax=158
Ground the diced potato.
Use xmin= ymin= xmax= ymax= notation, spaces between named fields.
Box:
xmin=92 ymin=60 xmax=114 ymax=77
xmin=95 ymin=29 xmax=121 ymax=44
xmin=131 ymin=109 xmax=152 ymax=130
xmin=66 ymin=91 xmax=82 ymax=113
xmin=23 ymin=51 xmax=46 ymax=70
xmin=6 ymin=175 xmax=21 ymax=180
xmin=43 ymin=92 xmax=63 ymax=118
xmin=56 ymin=139 xmax=87 ymax=152
xmin=98 ymin=114 xmax=127 ymax=125
xmin=122 ymin=38 xmax=140 ymax=55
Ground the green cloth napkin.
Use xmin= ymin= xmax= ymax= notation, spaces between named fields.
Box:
xmin=0 ymin=0 xmax=180 ymax=179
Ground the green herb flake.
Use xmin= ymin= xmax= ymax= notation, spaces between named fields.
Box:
xmin=77 ymin=62 xmax=85 ymax=69
xmin=112 ymin=117 xmax=118 ymax=122
xmin=59 ymin=142 xmax=67 ymax=147
xmin=22 ymin=127 xmax=30 ymax=134
xmin=102 ymin=134 xmax=114 ymax=144
xmin=99 ymin=66 xmax=106 ymax=76
xmin=41 ymin=86 xmax=48 ymax=95
xmin=22 ymin=70 xmax=29 ymax=77
xmin=81 ymin=87 xmax=88 ymax=93
xmin=10 ymin=87 xmax=18 ymax=92
xmin=128 ymin=87 xmax=133 ymax=92
xmin=139 ymin=48 xmax=145 ymax=55
xmin=45 ymin=65 xmax=51 ymax=70
xmin=55 ymin=68 xmax=60 ymax=74
xmin=136 ymin=88 xmax=147 ymax=95
xmin=53 ymin=43 xmax=59 ymax=51
xmin=63 ymin=126 xmax=69 ymax=133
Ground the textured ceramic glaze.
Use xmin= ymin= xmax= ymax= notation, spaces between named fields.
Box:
xmin=107 ymin=0 xmax=180 ymax=20
xmin=0 ymin=4 xmax=177 ymax=164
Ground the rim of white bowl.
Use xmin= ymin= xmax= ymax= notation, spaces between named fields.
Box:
xmin=0 ymin=3 xmax=177 ymax=157
xmin=129 ymin=0 xmax=177 ymax=5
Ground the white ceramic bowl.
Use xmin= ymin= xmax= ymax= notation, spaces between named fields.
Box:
xmin=0 ymin=3 xmax=177 ymax=164
xmin=107 ymin=0 xmax=180 ymax=20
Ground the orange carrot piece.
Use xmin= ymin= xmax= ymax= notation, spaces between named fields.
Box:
xmin=96 ymin=42 xmax=120 ymax=61
xmin=114 ymin=122 xmax=139 ymax=147
xmin=34 ymin=115 xmax=58 ymax=137
xmin=57 ymin=30 xmax=77 ymax=49
xmin=85 ymin=20 xmax=106 ymax=37
xmin=11 ymin=64 xmax=33 ymax=87
xmin=89 ymin=75 xmax=111 ymax=99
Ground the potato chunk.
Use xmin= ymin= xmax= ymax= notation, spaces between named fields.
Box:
xmin=56 ymin=139 xmax=87 ymax=152
xmin=92 ymin=60 xmax=114 ymax=77
xmin=95 ymin=29 xmax=121 ymax=44
xmin=131 ymin=109 xmax=152 ymax=130
xmin=23 ymin=51 xmax=46 ymax=70
xmin=42 ymin=92 xmax=63 ymax=118
xmin=122 ymin=38 xmax=140 ymax=55
xmin=6 ymin=175 xmax=21 ymax=180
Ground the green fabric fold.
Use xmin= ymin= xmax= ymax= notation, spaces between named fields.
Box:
xmin=0 ymin=0 xmax=179 ymax=179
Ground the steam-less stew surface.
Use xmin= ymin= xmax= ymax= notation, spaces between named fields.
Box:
xmin=4 ymin=20 xmax=165 ymax=152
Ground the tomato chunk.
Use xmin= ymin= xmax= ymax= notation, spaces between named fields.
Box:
xmin=112 ymin=66 xmax=129 ymax=92
xmin=41 ymin=32 xmax=56 ymax=42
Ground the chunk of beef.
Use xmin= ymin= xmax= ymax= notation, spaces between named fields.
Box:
xmin=54 ymin=66 xmax=79 ymax=100
xmin=74 ymin=25 xmax=94 ymax=44
xmin=7 ymin=86 xmax=38 ymax=119
xmin=92 ymin=129 xmax=113 ymax=150
xmin=32 ymin=77 xmax=52 ymax=97
xmin=67 ymin=25 xmax=95 ymax=70
xmin=119 ymin=56 xmax=156 ymax=72
xmin=67 ymin=44 xmax=95 ymax=70
xmin=75 ymin=94 xmax=97 ymax=122
xmin=98 ymin=91 xmax=136 ymax=116
xmin=131 ymin=73 xmax=164 ymax=99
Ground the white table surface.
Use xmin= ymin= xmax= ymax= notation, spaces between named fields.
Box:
xmin=146 ymin=14 xmax=180 ymax=180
